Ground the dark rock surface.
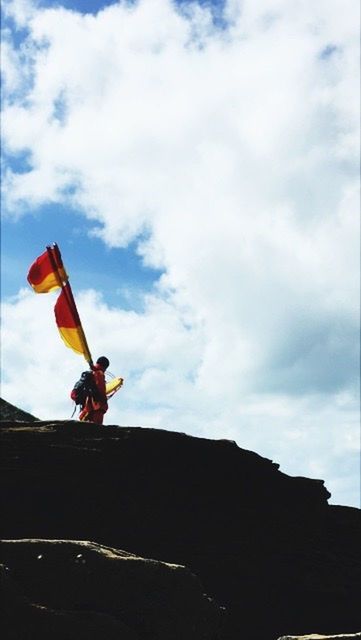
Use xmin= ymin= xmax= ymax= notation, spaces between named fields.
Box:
xmin=277 ymin=635 xmax=361 ymax=639
xmin=0 ymin=398 xmax=39 ymax=422
xmin=0 ymin=539 xmax=221 ymax=639
xmin=1 ymin=416 xmax=360 ymax=639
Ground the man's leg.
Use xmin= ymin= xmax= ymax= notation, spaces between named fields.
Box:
xmin=90 ymin=410 xmax=104 ymax=425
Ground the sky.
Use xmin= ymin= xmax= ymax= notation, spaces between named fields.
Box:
xmin=1 ymin=0 xmax=360 ymax=507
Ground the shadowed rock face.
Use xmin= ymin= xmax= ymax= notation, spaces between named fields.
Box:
xmin=0 ymin=539 xmax=221 ymax=640
xmin=1 ymin=417 xmax=360 ymax=640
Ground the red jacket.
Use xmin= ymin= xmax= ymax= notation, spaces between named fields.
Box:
xmin=91 ymin=363 xmax=108 ymax=412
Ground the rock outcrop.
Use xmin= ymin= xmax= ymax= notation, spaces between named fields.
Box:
xmin=277 ymin=635 xmax=361 ymax=639
xmin=0 ymin=398 xmax=38 ymax=422
xmin=0 ymin=539 xmax=221 ymax=640
xmin=1 ymin=416 xmax=360 ymax=640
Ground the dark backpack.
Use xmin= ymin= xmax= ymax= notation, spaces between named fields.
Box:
xmin=71 ymin=371 xmax=98 ymax=408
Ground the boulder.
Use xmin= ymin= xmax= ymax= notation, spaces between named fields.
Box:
xmin=0 ymin=539 xmax=221 ymax=640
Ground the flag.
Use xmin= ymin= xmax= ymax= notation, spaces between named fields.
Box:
xmin=27 ymin=249 xmax=68 ymax=293
xmin=28 ymin=243 xmax=92 ymax=364
xmin=54 ymin=288 xmax=92 ymax=362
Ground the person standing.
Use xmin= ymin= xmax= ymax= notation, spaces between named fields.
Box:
xmin=78 ymin=356 xmax=110 ymax=425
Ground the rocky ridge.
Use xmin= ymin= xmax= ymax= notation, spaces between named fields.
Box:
xmin=278 ymin=635 xmax=361 ymax=640
xmin=0 ymin=398 xmax=39 ymax=422
xmin=1 ymin=405 xmax=360 ymax=640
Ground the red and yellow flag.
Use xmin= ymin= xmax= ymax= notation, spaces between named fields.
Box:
xmin=54 ymin=287 xmax=92 ymax=362
xmin=27 ymin=248 xmax=68 ymax=293
xmin=27 ymin=244 xmax=92 ymax=364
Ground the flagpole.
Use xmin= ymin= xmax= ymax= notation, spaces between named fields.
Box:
xmin=46 ymin=244 xmax=93 ymax=365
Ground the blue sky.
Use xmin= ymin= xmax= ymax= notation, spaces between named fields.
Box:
xmin=1 ymin=0 xmax=224 ymax=303
xmin=1 ymin=0 xmax=360 ymax=507
xmin=1 ymin=206 xmax=163 ymax=310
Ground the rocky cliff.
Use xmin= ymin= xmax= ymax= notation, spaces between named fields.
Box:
xmin=1 ymin=538 xmax=221 ymax=639
xmin=1 ymin=409 xmax=360 ymax=639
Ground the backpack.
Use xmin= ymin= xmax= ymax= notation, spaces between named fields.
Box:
xmin=70 ymin=370 xmax=98 ymax=408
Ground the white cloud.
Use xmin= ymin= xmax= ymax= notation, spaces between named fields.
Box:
xmin=1 ymin=0 xmax=360 ymax=506
xmin=1 ymin=286 xmax=359 ymax=507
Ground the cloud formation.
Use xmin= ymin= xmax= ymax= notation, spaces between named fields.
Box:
xmin=1 ymin=0 xmax=360 ymax=505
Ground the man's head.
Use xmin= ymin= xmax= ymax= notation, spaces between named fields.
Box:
xmin=96 ymin=356 xmax=110 ymax=371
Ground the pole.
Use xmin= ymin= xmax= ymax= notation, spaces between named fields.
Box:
xmin=46 ymin=244 xmax=93 ymax=366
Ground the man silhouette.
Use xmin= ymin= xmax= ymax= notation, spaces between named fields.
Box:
xmin=79 ymin=356 xmax=109 ymax=425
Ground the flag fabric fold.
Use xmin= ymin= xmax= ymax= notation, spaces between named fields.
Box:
xmin=27 ymin=249 xmax=68 ymax=293
xmin=27 ymin=244 xmax=92 ymax=364
xmin=54 ymin=288 xmax=92 ymax=361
